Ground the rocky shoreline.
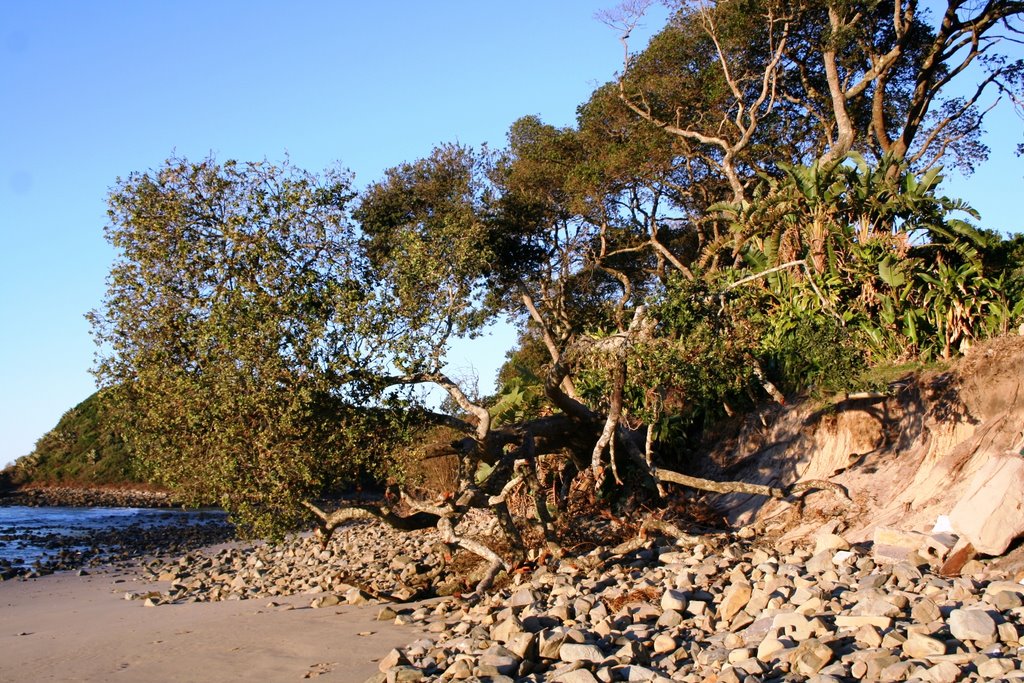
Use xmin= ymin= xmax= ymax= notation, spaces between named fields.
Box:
xmin=0 ymin=484 xmax=236 ymax=580
xmin=7 ymin=486 xmax=1024 ymax=681
xmin=0 ymin=517 xmax=236 ymax=581
xmin=0 ymin=484 xmax=177 ymax=508
xmin=121 ymin=509 xmax=1024 ymax=683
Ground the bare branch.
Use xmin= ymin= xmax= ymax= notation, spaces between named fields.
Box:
xmin=302 ymin=500 xmax=439 ymax=546
xmin=652 ymin=466 xmax=852 ymax=503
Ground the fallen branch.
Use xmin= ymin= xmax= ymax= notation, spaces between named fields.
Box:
xmin=302 ymin=500 xmax=440 ymax=547
xmin=398 ymin=492 xmax=513 ymax=593
xmin=830 ymin=390 xmax=889 ymax=404
xmin=599 ymin=516 xmax=727 ymax=569
xmin=436 ymin=515 xmax=510 ymax=593
xmin=651 ymin=467 xmax=852 ymax=503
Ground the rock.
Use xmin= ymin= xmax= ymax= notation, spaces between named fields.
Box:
xmin=492 ymin=615 xmax=523 ymax=643
xmin=815 ymin=533 xmax=850 ymax=555
xmin=506 ymin=632 xmax=537 ymax=660
xmin=661 ymin=589 xmax=687 ymax=612
xmin=911 ymin=597 xmax=942 ymax=623
xmin=716 ymin=669 xmax=742 ymax=683
xmin=552 ymin=669 xmax=600 ymax=683
xmin=873 ymin=527 xmax=932 ymax=565
xmin=998 ymin=621 xmax=1020 ymax=645
xmin=805 ymin=550 xmax=835 ymax=574
xmin=614 ymin=640 xmax=645 ymax=662
xmin=729 ymin=610 xmax=754 ymax=631
xmin=854 ymin=625 xmax=882 ymax=648
xmin=919 ymin=660 xmax=961 ymax=683
xmin=879 ymin=660 xmax=914 ymax=681
xmin=442 ymin=659 xmax=473 ymax=680
xmin=686 ymin=600 xmax=707 ymax=616
xmin=385 ymin=666 xmax=423 ymax=683
xmin=902 ymin=632 xmax=947 ymax=658
xmin=985 ymin=580 xmax=1024 ymax=598
xmin=376 ymin=606 xmax=399 ymax=621
xmin=312 ymin=593 xmax=341 ymax=608
xmin=618 ymin=664 xmax=659 ymax=681
xmin=478 ymin=652 xmax=519 ymax=676
xmin=658 ymin=551 xmax=688 ymax=565
xmin=850 ymin=596 xmax=902 ymax=618
xmin=992 ymin=590 xmax=1023 ymax=611
xmin=718 ymin=581 xmax=752 ymax=622
xmin=772 ymin=612 xmax=814 ymax=640
xmin=756 ymin=637 xmax=785 ymax=662
xmin=948 ymin=452 xmax=1024 ymax=555
xmin=559 ymin=643 xmax=604 ymax=663
xmin=977 ymin=657 xmax=1015 ymax=678
xmin=791 ymin=638 xmax=833 ymax=676
xmin=848 ymin=652 xmax=900 ymax=680
xmin=948 ymin=609 xmax=997 ymax=643
xmin=656 ymin=609 xmax=682 ymax=628
xmin=378 ymin=649 xmax=406 ymax=673
xmin=345 ymin=588 xmax=371 ymax=605
xmin=960 ymin=559 xmax=986 ymax=576
xmin=834 ymin=614 xmax=893 ymax=630
xmin=510 ymin=588 xmax=541 ymax=608
xmin=939 ymin=538 xmax=977 ymax=577
xmin=653 ymin=633 xmax=677 ymax=654
xmin=881 ymin=630 xmax=907 ymax=649
xmin=539 ymin=629 xmax=567 ymax=659
xmin=892 ymin=561 xmax=924 ymax=584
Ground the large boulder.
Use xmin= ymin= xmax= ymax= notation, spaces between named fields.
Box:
xmin=949 ymin=452 xmax=1024 ymax=555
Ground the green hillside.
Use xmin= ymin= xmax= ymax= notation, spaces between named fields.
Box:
xmin=8 ymin=390 xmax=143 ymax=486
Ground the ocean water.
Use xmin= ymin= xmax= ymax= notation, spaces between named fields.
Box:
xmin=0 ymin=505 xmax=228 ymax=569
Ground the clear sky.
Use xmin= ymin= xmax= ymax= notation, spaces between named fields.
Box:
xmin=1 ymin=1 xmax=1021 ymax=468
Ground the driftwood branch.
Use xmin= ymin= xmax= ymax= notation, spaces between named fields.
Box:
xmin=302 ymin=500 xmax=441 ymax=547
xmin=651 ymin=467 xmax=852 ymax=504
xmin=436 ymin=516 xmax=509 ymax=593
xmin=397 ymin=491 xmax=512 ymax=593
xmin=607 ymin=516 xmax=718 ymax=558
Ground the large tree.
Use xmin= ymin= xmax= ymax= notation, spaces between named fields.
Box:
xmin=89 ymin=156 xmax=416 ymax=535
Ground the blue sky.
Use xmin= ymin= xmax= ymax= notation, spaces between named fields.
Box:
xmin=1 ymin=1 xmax=1021 ymax=467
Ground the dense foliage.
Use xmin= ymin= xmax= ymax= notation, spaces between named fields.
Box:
xmin=89 ymin=159 xmax=425 ymax=535
xmin=89 ymin=1 xmax=1024 ymax=537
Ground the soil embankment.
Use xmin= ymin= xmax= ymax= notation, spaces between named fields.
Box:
xmin=697 ymin=335 xmax=1024 ymax=547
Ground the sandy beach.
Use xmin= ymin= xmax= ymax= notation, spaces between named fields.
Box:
xmin=0 ymin=567 xmax=423 ymax=683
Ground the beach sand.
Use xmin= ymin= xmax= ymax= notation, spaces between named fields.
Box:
xmin=0 ymin=567 xmax=424 ymax=682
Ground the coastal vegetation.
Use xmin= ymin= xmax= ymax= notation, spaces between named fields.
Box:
xmin=84 ymin=1 xmax=1023 ymax=586
xmin=5 ymin=390 xmax=139 ymax=487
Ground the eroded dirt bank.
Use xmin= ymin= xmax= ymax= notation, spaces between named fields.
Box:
xmin=696 ymin=335 xmax=1024 ymax=549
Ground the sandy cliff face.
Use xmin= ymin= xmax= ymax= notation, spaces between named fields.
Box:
xmin=700 ymin=335 xmax=1024 ymax=546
